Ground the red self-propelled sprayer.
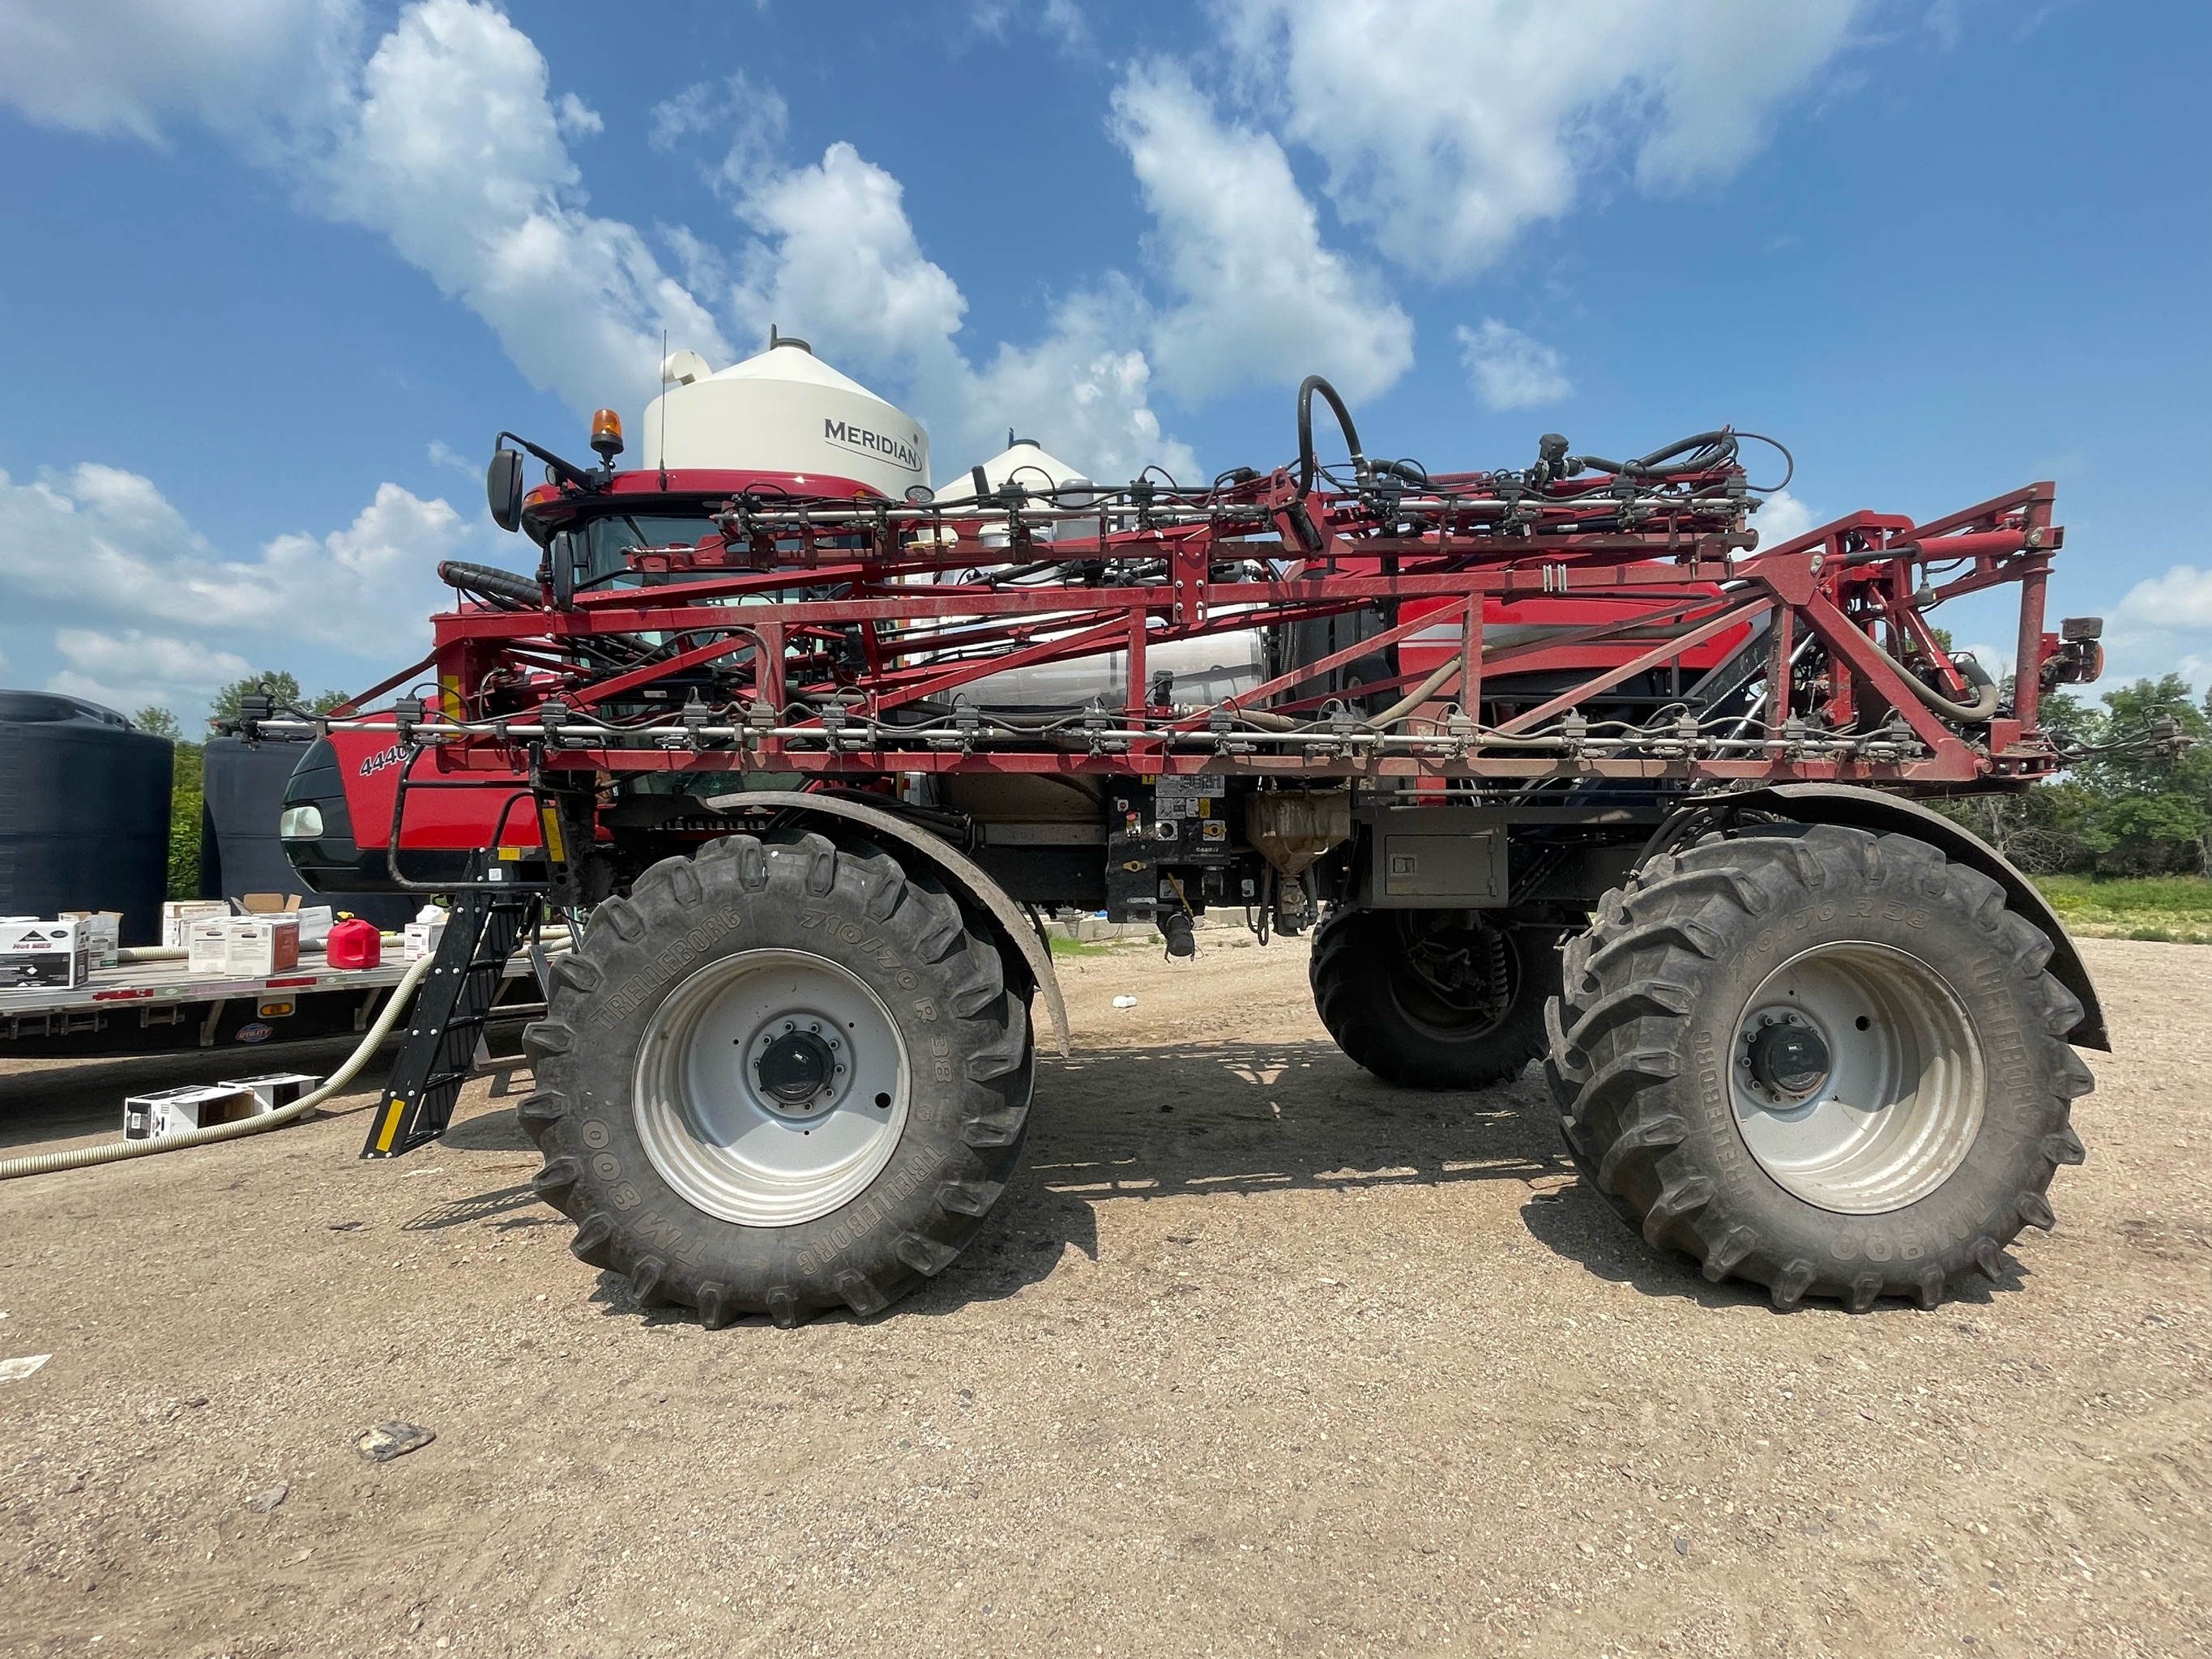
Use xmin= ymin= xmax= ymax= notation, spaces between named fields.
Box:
xmin=250 ymin=336 xmax=2107 ymax=1321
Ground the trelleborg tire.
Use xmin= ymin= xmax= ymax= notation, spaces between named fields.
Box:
xmin=1545 ymin=824 xmax=2093 ymax=1311
xmin=1311 ymin=906 xmax=1561 ymax=1090
xmin=519 ymin=830 xmax=1033 ymax=1326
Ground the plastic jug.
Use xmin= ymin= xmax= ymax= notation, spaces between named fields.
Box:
xmin=326 ymin=915 xmax=382 ymax=970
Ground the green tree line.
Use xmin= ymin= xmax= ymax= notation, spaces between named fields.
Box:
xmin=1936 ymin=676 xmax=2210 ymax=876
xmin=135 ymin=673 xmax=348 ymax=900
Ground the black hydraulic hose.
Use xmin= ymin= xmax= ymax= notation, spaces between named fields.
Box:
xmin=1894 ymin=650 xmax=2002 ymax=724
xmin=440 ymin=560 xmax=544 ymax=606
xmin=1296 ymin=375 xmax=1367 ymax=495
xmin=1574 ymin=429 xmax=1738 ymax=480
xmin=1633 ymin=430 xmax=1735 ymax=470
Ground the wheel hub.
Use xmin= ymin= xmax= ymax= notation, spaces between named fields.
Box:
xmin=754 ymin=1023 xmax=840 ymax=1113
xmin=1744 ymin=1015 xmax=1830 ymax=1102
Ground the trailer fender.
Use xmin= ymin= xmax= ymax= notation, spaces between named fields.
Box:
xmin=1645 ymin=783 xmax=2107 ymax=1052
xmin=700 ymin=789 xmax=1069 ymax=1057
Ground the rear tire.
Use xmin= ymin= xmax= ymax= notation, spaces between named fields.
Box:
xmin=1311 ymin=907 xmax=1559 ymax=1089
xmin=1547 ymin=825 xmax=2092 ymax=1310
xmin=519 ymin=831 xmax=1033 ymax=1325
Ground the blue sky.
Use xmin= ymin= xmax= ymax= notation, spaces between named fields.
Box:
xmin=0 ymin=0 xmax=2206 ymax=721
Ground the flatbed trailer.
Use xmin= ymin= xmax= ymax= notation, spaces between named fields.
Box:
xmin=246 ymin=372 xmax=2116 ymax=1320
xmin=0 ymin=945 xmax=540 ymax=1060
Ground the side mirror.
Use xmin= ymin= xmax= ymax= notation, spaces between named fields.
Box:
xmin=486 ymin=447 xmax=525 ymax=532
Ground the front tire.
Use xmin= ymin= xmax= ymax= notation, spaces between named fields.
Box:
xmin=519 ymin=831 xmax=1033 ymax=1326
xmin=1547 ymin=825 xmax=2092 ymax=1311
xmin=1311 ymin=907 xmax=1560 ymax=1089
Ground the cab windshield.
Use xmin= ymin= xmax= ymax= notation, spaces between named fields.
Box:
xmin=551 ymin=511 xmax=722 ymax=592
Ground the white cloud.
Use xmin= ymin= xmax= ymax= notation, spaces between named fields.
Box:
xmin=1753 ymin=488 xmax=1817 ymax=547
xmin=0 ymin=2 xmax=729 ymax=422
xmin=651 ymin=70 xmax=786 ymax=194
xmin=647 ymin=81 xmax=717 ymax=153
xmin=1112 ymin=64 xmax=1413 ymax=405
xmin=728 ymin=142 xmax=969 ymax=377
xmin=2115 ymin=565 xmax=2212 ymax=633
xmin=2103 ymin=564 xmax=2212 ymax=687
xmin=4 ymin=2 xmax=1385 ymax=488
xmin=0 ymin=0 xmax=361 ymax=151
xmin=696 ymin=62 xmax=1411 ymax=480
xmin=314 ymin=0 xmax=729 ymax=418
xmin=959 ymin=279 xmax=1188 ymax=487
xmin=720 ymin=139 xmax=1192 ymax=484
xmin=0 ymin=5 xmax=734 ymax=429
xmin=553 ymin=91 xmax=601 ymax=140
xmin=1455 ymin=319 xmax=1570 ymax=410
xmin=426 ymin=438 xmax=478 ymax=479
xmin=968 ymin=0 xmax=1089 ymax=53
xmin=1219 ymin=0 xmax=1861 ymax=277
xmin=0 ymin=463 xmax=484 ymax=719
xmin=49 ymin=630 xmax=254 ymax=719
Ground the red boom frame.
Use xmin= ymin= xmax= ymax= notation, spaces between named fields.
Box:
xmin=335 ymin=455 xmax=2064 ymax=804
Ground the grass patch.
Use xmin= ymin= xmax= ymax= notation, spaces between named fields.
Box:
xmin=2032 ymin=874 xmax=2212 ymax=944
xmin=1048 ymin=936 xmax=1151 ymax=957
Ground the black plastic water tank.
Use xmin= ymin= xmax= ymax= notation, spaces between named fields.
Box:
xmin=0 ymin=691 xmax=173 ymax=945
xmin=199 ymin=737 xmax=413 ymax=932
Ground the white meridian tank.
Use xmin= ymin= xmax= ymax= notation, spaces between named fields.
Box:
xmin=638 ymin=339 xmax=929 ymax=498
xmin=939 ymin=436 xmax=1091 ymax=503
xmin=942 ymin=443 xmax=1266 ymax=710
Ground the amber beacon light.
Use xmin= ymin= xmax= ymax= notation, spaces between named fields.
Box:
xmin=589 ymin=407 xmax=625 ymax=462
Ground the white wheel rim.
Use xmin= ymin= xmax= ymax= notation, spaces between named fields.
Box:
xmin=1729 ymin=942 xmax=1985 ymax=1214
xmin=634 ymin=949 xmax=909 ymax=1227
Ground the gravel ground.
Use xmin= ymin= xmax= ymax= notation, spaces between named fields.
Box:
xmin=1 ymin=935 xmax=2206 ymax=1658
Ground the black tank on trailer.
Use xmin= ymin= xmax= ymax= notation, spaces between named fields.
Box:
xmin=199 ymin=736 xmax=413 ymax=932
xmin=0 ymin=691 xmax=172 ymax=945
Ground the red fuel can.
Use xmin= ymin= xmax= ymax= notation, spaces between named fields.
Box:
xmin=325 ymin=916 xmax=382 ymax=970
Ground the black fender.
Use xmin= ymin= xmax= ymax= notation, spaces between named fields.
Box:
xmin=1646 ymin=783 xmax=2107 ymax=1051
xmin=698 ymin=789 xmax=1069 ymax=1057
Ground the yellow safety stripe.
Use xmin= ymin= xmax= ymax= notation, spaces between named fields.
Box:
xmin=374 ymin=1096 xmax=408 ymax=1154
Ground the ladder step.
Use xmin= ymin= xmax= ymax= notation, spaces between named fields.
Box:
xmin=361 ymin=892 xmax=541 ymax=1159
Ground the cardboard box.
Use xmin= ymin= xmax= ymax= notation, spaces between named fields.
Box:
xmin=1 ymin=920 xmax=89 ymax=990
xmin=403 ymin=915 xmax=448 ymax=962
xmin=161 ymin=900 xmax=228 ymax=948
xmin=122 ymin=1083 xmax=263 ymax=1141
xmin=218 ymin=1073 xmax=322 ymax=1111
xmin=60 ymin=911 xmax=122 ymax=967
xmin=186 ymin=915 xmax=301 ymax=979
xmin=237 ymin=894 xmax=331 ymax=949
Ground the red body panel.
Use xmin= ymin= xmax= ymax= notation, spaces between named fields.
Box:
xmin=327 ymin=724 xmax=538 ymax=851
